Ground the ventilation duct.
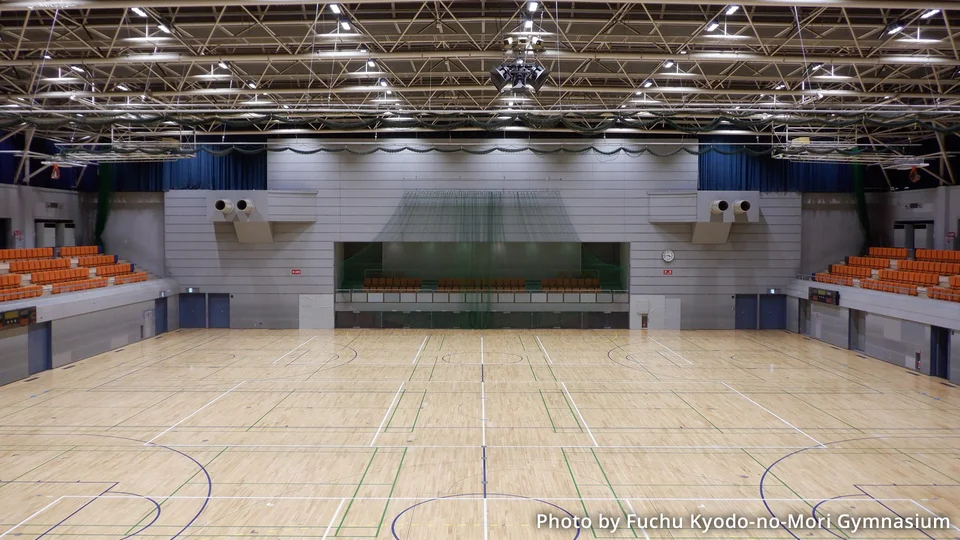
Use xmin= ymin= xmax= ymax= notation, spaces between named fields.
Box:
xmin=710 ymin=200 xmax=729 ymax=214
xmin=236 ymin=199 xmax=256 ymax=214
xmin=214 ymin=199 xmax=234 ymax=214
xmin=733 ymin=200 xmax=752 ymax=214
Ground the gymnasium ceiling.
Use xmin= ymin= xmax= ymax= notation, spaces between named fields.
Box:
xmin=1 ymin=0 xmax=960 ymax=154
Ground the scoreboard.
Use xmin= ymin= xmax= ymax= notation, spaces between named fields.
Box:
xmin=808 ymin=287 xmax=840 ymax=305
xmin=1 ymin=307 xmax=36 ymax=330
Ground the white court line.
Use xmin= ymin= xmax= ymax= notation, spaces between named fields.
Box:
xmin=535 ymin=336 xmax=554 ymax=364
xmin=271 ymin=336 xmax=317 ymax=365
xmin=143 ymin=443 xmax=821 ymax=450
xmin=561 ymin=382 xmax=598 ymax=447
xmin=721 ymin=382 xmax=824 ymax=448
xmin=370 ymin=382 xmax=405 ymax=447
xmin=0 ymin=497 xmax=62 ymax=538
xmin=411 ymin=336 xmax=429 ymax=365
xmin=144 ymin=381 xmax=245 ymax=445
xmin=910 ymin=500 xmax=960 ymax=532
xmin=483 ymin=497 xmax=489 ymax=540
xmin=480 ymin=335 xmax=488 ymax=540
xmin=45 ymin=494 xmax=925 ymax=503
xmin=647 ymin=336 xmax=695 ymax=366
xmin=623 ymin=499 xmax=651 ymax=540
xmin=321 ymin=498 xmax=346 ymax=540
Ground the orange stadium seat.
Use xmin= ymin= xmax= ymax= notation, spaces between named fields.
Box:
xmin=60 ymin=246 xmax=101 ymax=257
xmin=94 ymin=263 xmax=134 ymax=277
xmin=77 ymin=254 xmax=119 ymax=267
xmin=867 ymin=247 xmax=909 ymax=259
xmin=0 ymin=248 xmax=54 ymax=261
xmin=51 ymin=277 xmax=109 ymax=294
xmin=0 ymin=273 xmax=22 ymax=289
xmin=861 ymin=278 xmax=918 ymax=296
xmin=915 ymin=249 xmax=960 ymax=263
xmin=0 ymin=284 xmax=43 ymax=302
xmin=815 ymin=273 xmax=854 ymax=287
xmin=847 ymin=256 xmax=890 ymax=269
xmin=830 ymin=264 xmax=872 ymax=278
xmin=114 ymin=272 xmax=149 ymax=285
xmin=30 ymin=267 xmax=90 ymax=285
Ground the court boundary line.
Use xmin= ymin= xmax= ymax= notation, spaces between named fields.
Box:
xmin=623 ymin=498 xmax=651 ymax=540
xmin=144 ymin=381 xmax=245 ymax=445
xmin=722 ymin=381 xmax=825 ymax=448
xmin=411 ymin=336 xmax=428 ymax=365
xmin=647 ymin=336 xmax=695 ymax=366
xmin=272 ymin=336 xmax=318 ymax=365
xmin=370 ymin=382 xmax=405 ymax=447
xmin=561 ymin=382 xmax=598 ymax=447
xmin=321 ymin=498 xmax=346 ymax=540
xmin=0 ymin=497 xmax=63 ymax=538
xmin=535 ymin=336 xmax=554 ymax=365
xmin=25 ymin=494 xmax=942 ymax=503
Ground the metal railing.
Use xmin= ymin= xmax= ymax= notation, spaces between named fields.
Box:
xmin=335 ymin=288 xmax=629 ymax=305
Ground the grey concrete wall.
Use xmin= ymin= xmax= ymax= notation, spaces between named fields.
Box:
xmin=786 ymin=296 xmax=799 ymax=333
xmin=0 ymin=184 xmax=85 ymax=249
xmin=51 ymin=300 xmax=154 ymax=367
xmin=801 ymin=193 xmax=865 ymax=274
xmin=862 ymin=312 xmax=930 ymax=371
xmin=100 ymin=192 xmax=166 ymax=276
xmin=0 ymin=327 xmax=29 ymax=385
xmin=950 ymin=331 xmax=960 ymax=384
xmin=811 ymin=302 xmax=849 ymax=348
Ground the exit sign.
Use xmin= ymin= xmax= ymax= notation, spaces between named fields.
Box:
xmin=291 ymin=269 xmax=302 ymax=275
xmin=663 ymin=269 xmax=673 ymax=276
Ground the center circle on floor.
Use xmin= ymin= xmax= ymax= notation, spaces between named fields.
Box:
xmin=441 ymin=351 xmax=526 ymax=364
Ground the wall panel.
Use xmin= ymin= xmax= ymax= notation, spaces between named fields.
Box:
xmin=51 ymin=300 xmax=153 ymax=367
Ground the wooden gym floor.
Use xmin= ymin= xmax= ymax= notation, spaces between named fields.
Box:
xmin=0 ymin=329 xmax=958 ymax=539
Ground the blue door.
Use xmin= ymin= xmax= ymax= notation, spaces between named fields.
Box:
xmin=931 ymin=326 xmax=950 ymax=379
xmin=27 ymin=322 xmax=52 ymax=375
xmin=735 ymin=294 xmax=758 ymax=330
xmin=179 ymin=294 xmax=207 ymax=328
xmin=759 ymin=294 xmax=787 ymax=330
xmin=208 ymin=294 xmax=230 ymax=329
xmin=155 ymin=298 xmax=168 ymax=335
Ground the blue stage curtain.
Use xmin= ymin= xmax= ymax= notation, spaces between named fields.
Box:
xmin=107 ymin=150 xmax=267 ymax=191
xmin=699 ymin=139 xmax=854 ymax=192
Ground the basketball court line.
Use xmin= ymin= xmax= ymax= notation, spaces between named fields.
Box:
xmin=721 ymin=381 xmax=825 ymax=447
xmin=480 ymin=335 xmax=489 ymax=540
xmin=561 ymin=382 xmax=598 ymax=446
xmin=22 ymin=494 xmax=940 ymax=503
xmin=411 ymin=336 xmax=429 ymax=365
xmin=646 ymin=336 xmax=695 ymax=366
xmin=144 ymin=380 xmax=245 ymax=445
xmin=0 ymin=497 xmax=62 ymax=538
xmin=535 ymin=336 xmax=554 ymax=364
xmin=370 ymin=381 xmax=405 ymax=447
xmin=622 ymin=499 xmax=651 ymax=540
xmin=271 ymin=336 xmax=317 ymax=365
xmin=321 ymin=498 xmax=346 ymax=540
xmin=911 ymin=500 xmax=960 ymax=532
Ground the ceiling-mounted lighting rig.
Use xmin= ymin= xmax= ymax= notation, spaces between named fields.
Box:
xmin=490 ymin=18 xmax=550 ymax=94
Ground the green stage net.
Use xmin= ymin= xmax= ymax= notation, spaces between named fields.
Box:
xmin=340 ymin=189 xmax=627 ymax=329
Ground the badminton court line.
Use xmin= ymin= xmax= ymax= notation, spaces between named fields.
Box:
xmin=272 ymin=336 xmax=317 ymax=365
xmin=911 ymin=500 xmax=960 ymax=532
xmin=145 ymin=381 xmax=245 ymax=445
xmin=647 ymin=336 xmax=694 ymax=366
xmin=722 ymin=381 xmax=825 ymax=447
xmin=623 ymin=499 xmax=651 ymax=540
xmin=321 ymin=498 xmax=346 ymax=540
xmin=561 ymin=382 xmax=598 ymax=447
xmin=411 ymin=336 xmax=429 ymax=365
xmin=535 ymin=336 xmax=554 ymax=364
xmin=0 ymin=497 xmax=62 ymax=538
xmin=370 ymin=381 xmax=405 ymax=447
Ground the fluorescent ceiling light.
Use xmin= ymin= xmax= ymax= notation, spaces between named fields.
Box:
xmin=886 ymin=21 xmax=905 ymax=35
xmin=810 ymin=63 xmax=824 ymax=70
xmin=43 ymin=53 xmax=52 ymax=59
xmin=663 ymin=60 xmax=675 ymax=68
xmin=815 ymin=75 xmax=852 ymax=80
xmin=330 ymin=4 xmax=341 ymax=14
xmin=218 ymin=61 xmax=229 ymax=69
xmin=643 ymin=80 xmax=653 ymax=88
xmin=380 ymin=79 xmax=388 ymax=86
xmin=367 ymin=59 xmax=376 ymax=67
xmin=247 ymin=81 xmax=257 ymax=89
xmin=706 ymin=21 xmax=720 ymax=32
xmin=726 ymin=5 xmax=739 ymax=15
xmin=116 ymin=84 xmax=129 ymax=91
xmin=528 ymin=1 xmax=539 ymax=12
xmin=921 ymin=9 xmax=940 ymax=19
xmin=898 ymin=37 xmax=941 ymax=43
xmin=70 ymin=66 xmax=84 ymax=73
xmin=131 ymin=7 xmax=147 ymax=16
xmin=157 ymin=23 xmax=171 ymax=34
xmin=340 ymin=20 xmax=351 ymax=31
xmin=524 ymin=19 xmax=533 ymax=30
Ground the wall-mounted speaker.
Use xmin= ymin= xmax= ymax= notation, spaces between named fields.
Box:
xmin=236 ymin=199 xmax=256 ymax=214
xmin=733 ymin=200 xmax=752 ymax=214
xmin=214 ymin=199 xmax=234 ymax=214
xmin=710 ymin=200 xmax=729 ymax=214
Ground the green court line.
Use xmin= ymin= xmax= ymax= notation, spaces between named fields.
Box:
xmin=589 ymin=448 xmax=638 ymax=538
xmin=383 ymin=390 xmax=406 ymax=432
xmin=335 ymin=448 xmax=378 ymax=536
xmin=374 ymin=447 xmax=408 ymax=537
xmin=672 ymin=391 xmax=723 ymax=432
xmin=246 ymin=389 xmax=297 ymax=432
xmin=894 ymin=448 xmax=960 ymax=483
xmin=123 ymin=447 xmax=228 ymax=536
xmin=0 ymin=445 xmax=77 ymax=491
xmin=560 ymin=448 xmax=595 ymax=539
xmin=539 ymin=390 xmax=557 ymax=433
xmin=409 ymin=391 xmax=427 ymax=432
xmin=526 ymin=354 xmax=538 ymax=381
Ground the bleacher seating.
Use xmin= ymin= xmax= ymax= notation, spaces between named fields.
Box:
xmin=878 ymin=269 xmax=939 ymax=286
xmin=915 ymin=249 xmax=960 ymax=263
xmin=830 ymin=264 xmax=872 ymax=278
xmin=362 ymin=277 xmax=422 ymax=291
xmin=816 ymin=246 xmax=960 ymax=302
xmin=846 ymin=256 xmax=890 ymax=269
xmin=868 ymin=247 xmax=909 ymax=259
xmin=897 ymin=259 xmax=960 ymax=275
xmin=436 ymin=278 xmax=526 ymax=291
xmin=60 ymin=246 xmax=100 ymax=257
xmin=9 ymin=258 xmax=71 ymax=273
xmin=541 ymin=278 xmax=601 ymax=291
xmin=77 ymin=254 xmax=119 ymax=267
xmin=814 ymin=273 xmax=854 ymax=287
xmin=0 ymin=248 xmax=54 ymax=261
xmin=52 ymin=277 xmax=109 ymax=294
xmin=0 ymin=245 xmax=151 ymax=305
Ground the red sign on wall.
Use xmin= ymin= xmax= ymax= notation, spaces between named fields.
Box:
xmin=663 ymin=269 xmax=673 ymax=276
xmin=291 ymin=269 xmax=302 ymax=275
